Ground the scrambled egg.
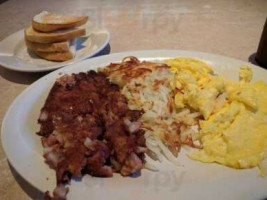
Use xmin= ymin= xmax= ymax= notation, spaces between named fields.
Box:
xmin=165 ymin=58 xmax=267 ymax=175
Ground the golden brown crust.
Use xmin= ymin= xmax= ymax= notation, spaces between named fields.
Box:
xmin=24 ymin=26 xmax=86 ymax=44
xmin=32 ymin=16 xmax=88 ymax=32
xmin=33 ymin=50 xmax=73 ymax=62
xmin=25 ymin=38 xmax=70 ymax=52
xmin=101 ymin=57 xmax=170 ymax=87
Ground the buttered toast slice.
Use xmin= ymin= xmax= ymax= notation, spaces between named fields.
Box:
xmin=32 ymin=39 xmax=76 ymax=62
xmin=25 ymin=39 xmax=70 ymax=52
xmin=34 ymin=51 xmax=73 ymax=62
xmin=32 ymin=11 xmax=88 ymax=32
xmin=25 ymin=25 xmax=86 ymax=43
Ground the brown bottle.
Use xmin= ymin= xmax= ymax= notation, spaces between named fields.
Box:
xmin=256 ymin=18 xmax=267 ymax=68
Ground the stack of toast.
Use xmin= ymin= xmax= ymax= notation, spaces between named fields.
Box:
xmin=24 ymin=11 xmax=88 ymax=62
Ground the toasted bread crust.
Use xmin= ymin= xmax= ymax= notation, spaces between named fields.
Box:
xmin=25 ymin=38 xmax=70 ymax=52
xmin=33 ymin=50 xmax=74 ymax=62
xmin=32 ymin=16 xmax=88 ymax=32
xmin=25 ymin=26 xmax=86 ymax=43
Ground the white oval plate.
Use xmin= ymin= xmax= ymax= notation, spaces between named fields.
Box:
xmin=2 ymin=50 xmax=267 ymax=200
xmin=0 ymin=22 xmax=110 ymax=72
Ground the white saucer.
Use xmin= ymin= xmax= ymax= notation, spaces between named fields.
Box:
xmin=0 ymin=22 xmax=110 ymax=72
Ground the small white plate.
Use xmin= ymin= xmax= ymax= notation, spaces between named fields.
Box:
xmin=1 ymin=50 xmax=267 ymax=200
xmin=0 ymin=22 xmax=110 ymax=72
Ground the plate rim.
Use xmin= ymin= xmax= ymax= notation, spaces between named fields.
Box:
xmin=1 ymin=49 xmax=267 ymax=194
xmin=0 ymin=27 xmax=110 ymax=73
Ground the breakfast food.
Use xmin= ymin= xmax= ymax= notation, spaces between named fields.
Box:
xmin=103 ymin=57 xmax=267 ymax=174
xmin=37 ymin=56 xmax=267 ymax=199
xmin=26 ymin=39 xmax=76 ymax=61
xmin=25 ymin=39 xmax=71 ymax=52
xmin=25 ymin=11 xmax=88 ymax=62
xmin=33 ymin=50 xmax=74 ymax=62
xmin=38 ymin=71 xmax=146 ymax=199
xmin=165 ymin=58 xmax=267 ymax=174
xmin=165 ymin=59 xmax=267 ymax=173
xmin=32 ymin=11 xmax=88 ymax=32
xmin=102 ymin=57 xmax=201 ymax=164
xmin=24 ymin=25 xmax=86 ymax=44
